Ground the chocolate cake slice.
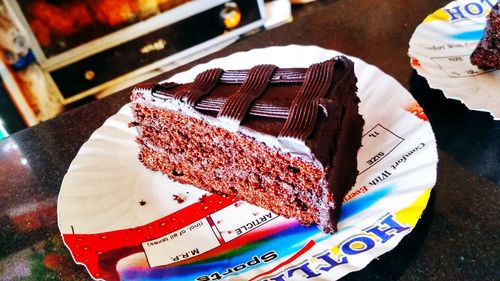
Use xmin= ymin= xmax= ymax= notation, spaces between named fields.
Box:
xmin=470 ymin=3 xmax=499 ymax=70
xmin=130 ymin=56 xmax=364 ymax=233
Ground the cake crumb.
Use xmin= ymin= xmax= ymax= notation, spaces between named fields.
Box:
xmin=173 ymin=194 xmax=186 ymax=204
xmin=128 ymin=121 xmax=139 ymax=128
xmin=198 ymin=194 xmax=208 ymax=203
xmin=287 ymin=165 xmax=300 ymax=173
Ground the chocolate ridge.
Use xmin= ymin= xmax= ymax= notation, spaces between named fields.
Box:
xmin=175 ymin=68 xmax=223 ymax=106
xmin=217 ymin=64 xmax=277 ymax=125
xmin=279 ymin=59 xmax=335 ymax=142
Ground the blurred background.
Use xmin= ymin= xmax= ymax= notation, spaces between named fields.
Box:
xmin=0 ymin=0 xmax=325 ymax=140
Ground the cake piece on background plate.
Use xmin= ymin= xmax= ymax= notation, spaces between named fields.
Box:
xmin=470 ymin=3 xmax=500 ymax=70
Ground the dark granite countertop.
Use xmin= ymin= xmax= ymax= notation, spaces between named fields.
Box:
xmin=0 ymin=0 xmax=498 ymax=280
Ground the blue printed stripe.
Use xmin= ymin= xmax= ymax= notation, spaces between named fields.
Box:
xmin=451 ymin=29 xmax=484 ymax=40
xmin=121 ymin=223 xmax=320 ymax=280
xmin=339 ymin=185 xmax=393 ymax=221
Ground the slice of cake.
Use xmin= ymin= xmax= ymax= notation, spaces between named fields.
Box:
xmin=470 ymin=3 xmax=499 ymax=70
xmin=130 ymin=56 xmax=364 ymax=233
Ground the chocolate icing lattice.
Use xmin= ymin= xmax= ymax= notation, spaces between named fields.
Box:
xmin=174 ymin=68 xmax=223 ymax=106
xmin=217 ymin=64 xmax=277 ymax=126
xmin=278 ymin=60 xmax=335 ymax=142
xmin=133 ymin=57 xmax=349 ymax=143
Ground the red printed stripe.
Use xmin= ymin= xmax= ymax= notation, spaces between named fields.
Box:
xmin=248 ymin=239 xmax=316 ymax=281
xmin=63 ymin=194 xmax=236 ymax=281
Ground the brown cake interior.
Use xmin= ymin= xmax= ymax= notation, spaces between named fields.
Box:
xmin=135 ymin=103 xmax=326 ymax=225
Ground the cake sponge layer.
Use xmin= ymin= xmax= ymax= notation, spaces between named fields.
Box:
xmin=135 ymin=103 xmax=325 ymax=225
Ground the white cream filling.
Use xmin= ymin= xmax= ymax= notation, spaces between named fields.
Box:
xmin=137 ymin=94 xmax=321 ymax=166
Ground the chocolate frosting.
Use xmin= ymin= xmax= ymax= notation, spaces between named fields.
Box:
xmin=217 ymin=64 xmax=277 ymax=127
xmin=132 ymin=56 xmax=357 ymax=168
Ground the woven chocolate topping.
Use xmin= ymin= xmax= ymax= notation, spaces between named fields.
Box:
xmin=221 ymin=68 xmax=306 ymax=83
xmin=196 ymin=97 xmax=290 ymax=118
xmin=132 ymin=82 xmax=160 ymax=97
xmin=133 ymin=80 xmax=291 ymax=119
xmin=174 ymin=68 xmax=223 ymax=106
xmin=217 ymin=64 xmax=277 ymax=125
xmin=278 ymin=60 xmax=335 ymax=141
xmin=133 ymin=57 xmax=351 ymax=143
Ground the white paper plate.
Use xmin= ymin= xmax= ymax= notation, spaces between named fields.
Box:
xmin=408 ymin=0 xmax=500 ymax=119
xmin=58 ymin=45 xmax=438 ymax=281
